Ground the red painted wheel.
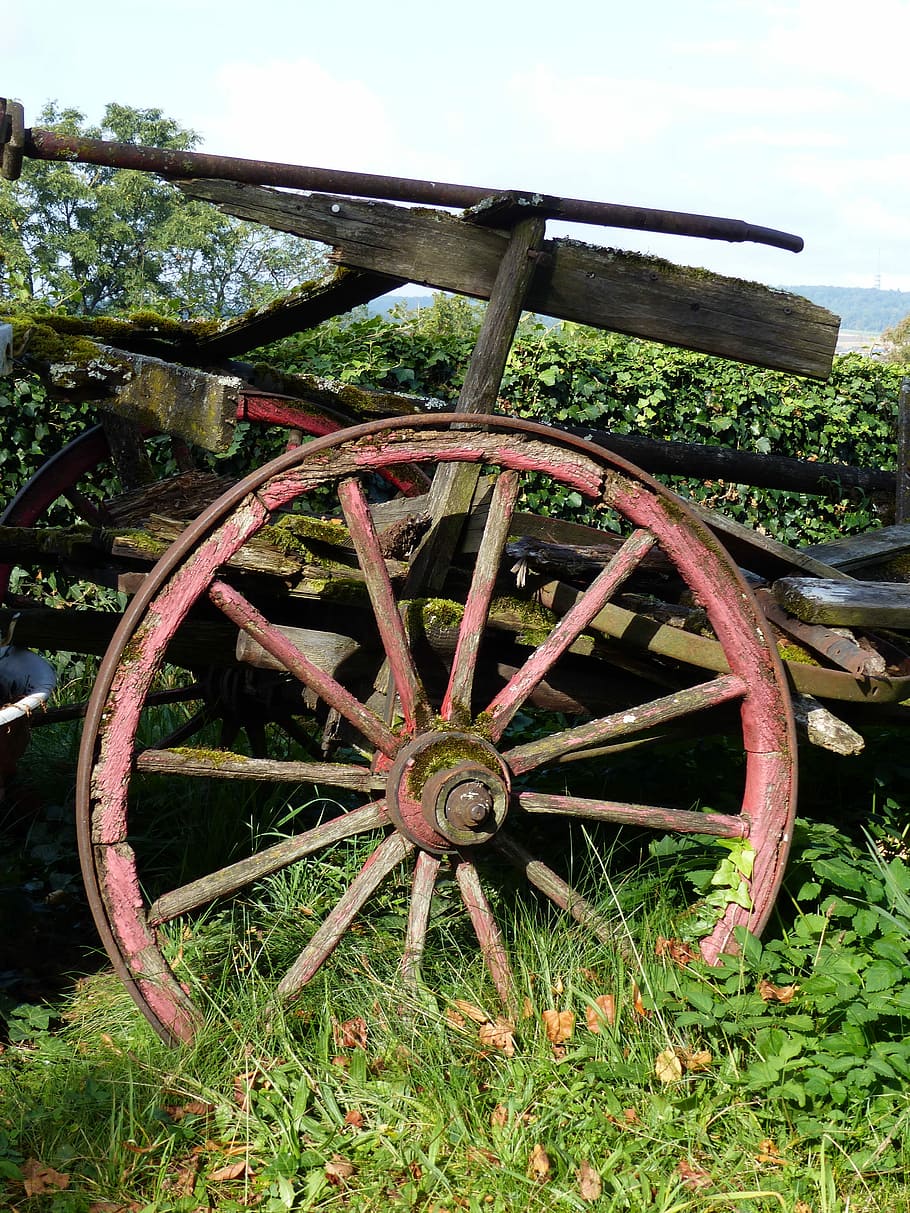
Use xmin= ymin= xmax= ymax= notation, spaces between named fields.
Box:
xmin=75 ymin=416 xmax=796 ymax=1045
xmin=0 ymin=425 xmax=113 ymax=602
xmin=0 ymin=399 xmax=427 ymax=605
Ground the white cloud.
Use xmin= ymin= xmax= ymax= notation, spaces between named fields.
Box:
xmin=508 ymin=65 xmax=844 ymax=158
xmin=710 ymin=127 xmax=843 ymax=150
xmin=199 ymin=60 xmax=402 ymax=171
xmin=757 ymin=0 xmax=910 ymax=99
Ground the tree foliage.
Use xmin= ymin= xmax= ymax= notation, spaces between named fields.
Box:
xmin=882 ymin=314 xmax=910 ymax=366
xmin=0 ymin=101 xmax=325 ymax=317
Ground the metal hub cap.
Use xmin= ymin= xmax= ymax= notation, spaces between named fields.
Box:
xmin=386 ymin=732 xmax=511 ymax=852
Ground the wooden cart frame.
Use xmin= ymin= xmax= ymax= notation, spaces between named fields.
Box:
xmin=2 ymin=98 xmax=906 ymax=1045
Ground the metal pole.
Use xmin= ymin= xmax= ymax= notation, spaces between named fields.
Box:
xmin=897 ymin=377 xmax=910 ymax=524
xmin=0 ymin=98 xmax=804 ymax=252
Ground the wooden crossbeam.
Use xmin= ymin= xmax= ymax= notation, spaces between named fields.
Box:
xmin=800 ymin=523 xmax=910 ymax=571
xmin=773 ymin=576 xmax=910 ymax=627
xmin=180 ymin=180 xmax=839 ymax=379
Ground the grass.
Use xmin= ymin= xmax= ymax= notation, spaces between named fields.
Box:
xmin=3 ymin=705 xmax=910 ymax=1210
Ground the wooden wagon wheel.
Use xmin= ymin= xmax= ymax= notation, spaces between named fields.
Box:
xmin=0 ymin=402 xmax=428 ymax=744
xmin=75 ymin=415 xmax=796 ymax=1045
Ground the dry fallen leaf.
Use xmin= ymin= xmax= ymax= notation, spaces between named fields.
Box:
xmin=679 ymin=1047 xmax=712 ymax=1072
xmin=451 ymin=999 xmax=490 ymax=1024
xmin=632 ymin=980 xmax=649 ymax=1018
xmin=344 ymin=1108 xmax=366 ymax=1128
xmin=542 ymin=1009 xmax=575 ymax=1044
xmin=209 ymin=1159 xmax=249 ymax=1183
xmin=466 ymin=1146 xmax=500 ymax=1166
xmin=676 ymin=1158 xmax=712 ymax=1189
xmin=165 ymin=1099 xmax=214 ymax=1121
xmin=552 ymin=975 xmax=564 ymax=996
xmin=491 ymin=1104 xmax=509 ymax=1128
xmin=22 ymin=1160 xmax=70 ymax=1196
xmin=478 ymin=1017 xmax=516 ymax=1057
xmin=656 ymin=937 xmax=697 ymax=967
xmin=576 ymin=1160 xmax=602 ymax=1201
xmin=585 ymin=994 xmax=616 ymax=1033
xmin=756 ymin=1139 xmax=791 ymax=1166
xmin=794 ymin=1202 xmax=812 ymax=1213
xmin=757 ymin=979 xmax=798 ymax=1004
xmin=333 ymin=1016 xmax=368 ymax=1049
xmin=655 ymin=1047 xmax=684 ymax=1084
xmin=169 ymin=1155 xmax=200 ymax=1197
xmin=232 ymin=1069 xmax=261 ymax=1112
xmin=622 ymin=1107 xmax=638 ymax=1123
xmin=528 ymin=1143 xmax=551 ymax=1182
xmin=325 ymin=1154 xmax=356 ymax=1185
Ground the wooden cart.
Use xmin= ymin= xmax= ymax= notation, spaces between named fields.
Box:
xmin=2 ymin=99 xmax=907 ymax=1046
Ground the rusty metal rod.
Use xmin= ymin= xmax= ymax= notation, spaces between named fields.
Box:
xmin=4 ymin=102 xmax=803 ymax=252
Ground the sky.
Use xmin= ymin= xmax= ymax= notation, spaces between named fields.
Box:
xmin=6 ymin=0 xmax=910 ymax=293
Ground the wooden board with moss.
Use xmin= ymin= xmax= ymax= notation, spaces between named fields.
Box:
xmin=179 ymin=181 xmax=840 ymax=378
xmin=773 ymin=577 xmax=910 ymax=628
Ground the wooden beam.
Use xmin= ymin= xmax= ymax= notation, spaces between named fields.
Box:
xmin=179 ymin=180 xmax=839 ymax=378
xmin=772 ymin=576 xmax=910 ymax=627
xmin=800 ymin=523 xmax=910 ymax=571
xmin=194 ymin=267 xmax=407 ymax=359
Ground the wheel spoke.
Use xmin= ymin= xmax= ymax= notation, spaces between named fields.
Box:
xmin=517 ymin=792 xmax=749 ymax=837
xmin=494 ymin=833 xmax=624 ymax=949
xmin=454 ymin=858 xmax=516 ymax=1009
xmin=442 ymin=471 xmax=520 ymax=723
xmin=148 ymin=801 xmax=388 ymax=925
xmin=505 ymin=673 xmax=748 ymax=774
xmin=338 ymin=476 xmax=430 ymax=731
xmin=401 ymin=850 xmax=441 ymax=984
xmin=484 ymin=528 xmax=657 ymax=738
xmin=136 ymin=749 xmax=384 ymax=790
xmin=275 ymin=716 xmax=320 ymax=751
xmin=64 ymin=487 xmax=110 ymax=526
xmin=209 ymin=578 xmax=401 ymax=758
xmin=276 ymin=830 xmax=414 ymax=1000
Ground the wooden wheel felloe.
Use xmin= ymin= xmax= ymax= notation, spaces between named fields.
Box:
xmin=75 ymin=415 xmax=796 ymax=1045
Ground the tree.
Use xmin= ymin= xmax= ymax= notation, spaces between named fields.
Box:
xmin=882 ymin=314 xmax=910 ymax=365
xmin=0 ymin=102 xmax=325 ymax=317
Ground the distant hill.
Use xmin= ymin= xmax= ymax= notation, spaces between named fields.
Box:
xmin=783 ymin=286 xmax=910 ymax=333
xmin=366 ymin=294 xmax=433 ymax=316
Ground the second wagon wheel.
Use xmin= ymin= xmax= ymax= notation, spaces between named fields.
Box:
xmin=76 ymin=415 xmax=796 ymax=1046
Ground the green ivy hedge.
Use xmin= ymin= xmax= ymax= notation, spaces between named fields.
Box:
xmin=266 ymin=309 xmax=905 ymax=545
xmin=1 ymin=304 xmax=905 ymax=547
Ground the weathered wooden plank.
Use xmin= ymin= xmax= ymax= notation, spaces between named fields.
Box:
xmin=179 ymin=180 xmax=839 ymax=378
xmin=800 ymin=523 xmax=910 ymax=571
xmin=773 ymin=576 xmax=910 ymax=627
xmin=564 ymin=423 xmax=895 ymax=497
xmin=687 ymin=502 xmax=855 ymax=582
xmin=195 ymin=267 xmax=407 ymax=359
xmin=406 ymin=215 xmax=547 ymax=593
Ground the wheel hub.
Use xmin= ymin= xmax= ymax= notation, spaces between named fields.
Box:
xmin=386 ymin=732 xmax=510 ymax=852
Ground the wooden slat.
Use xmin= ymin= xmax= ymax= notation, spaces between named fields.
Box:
xmin=773 ymin=576 xmax=910 ymax=627
xmin=179 ymin=181 xmax=839 ymax=378
xmin=800 ymin=523 xmax=910 ymax=571
xmin=687 ymin=502 xmax=855 ymax=582
xmin=194 ymin=267 xmax=406 ymax=359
